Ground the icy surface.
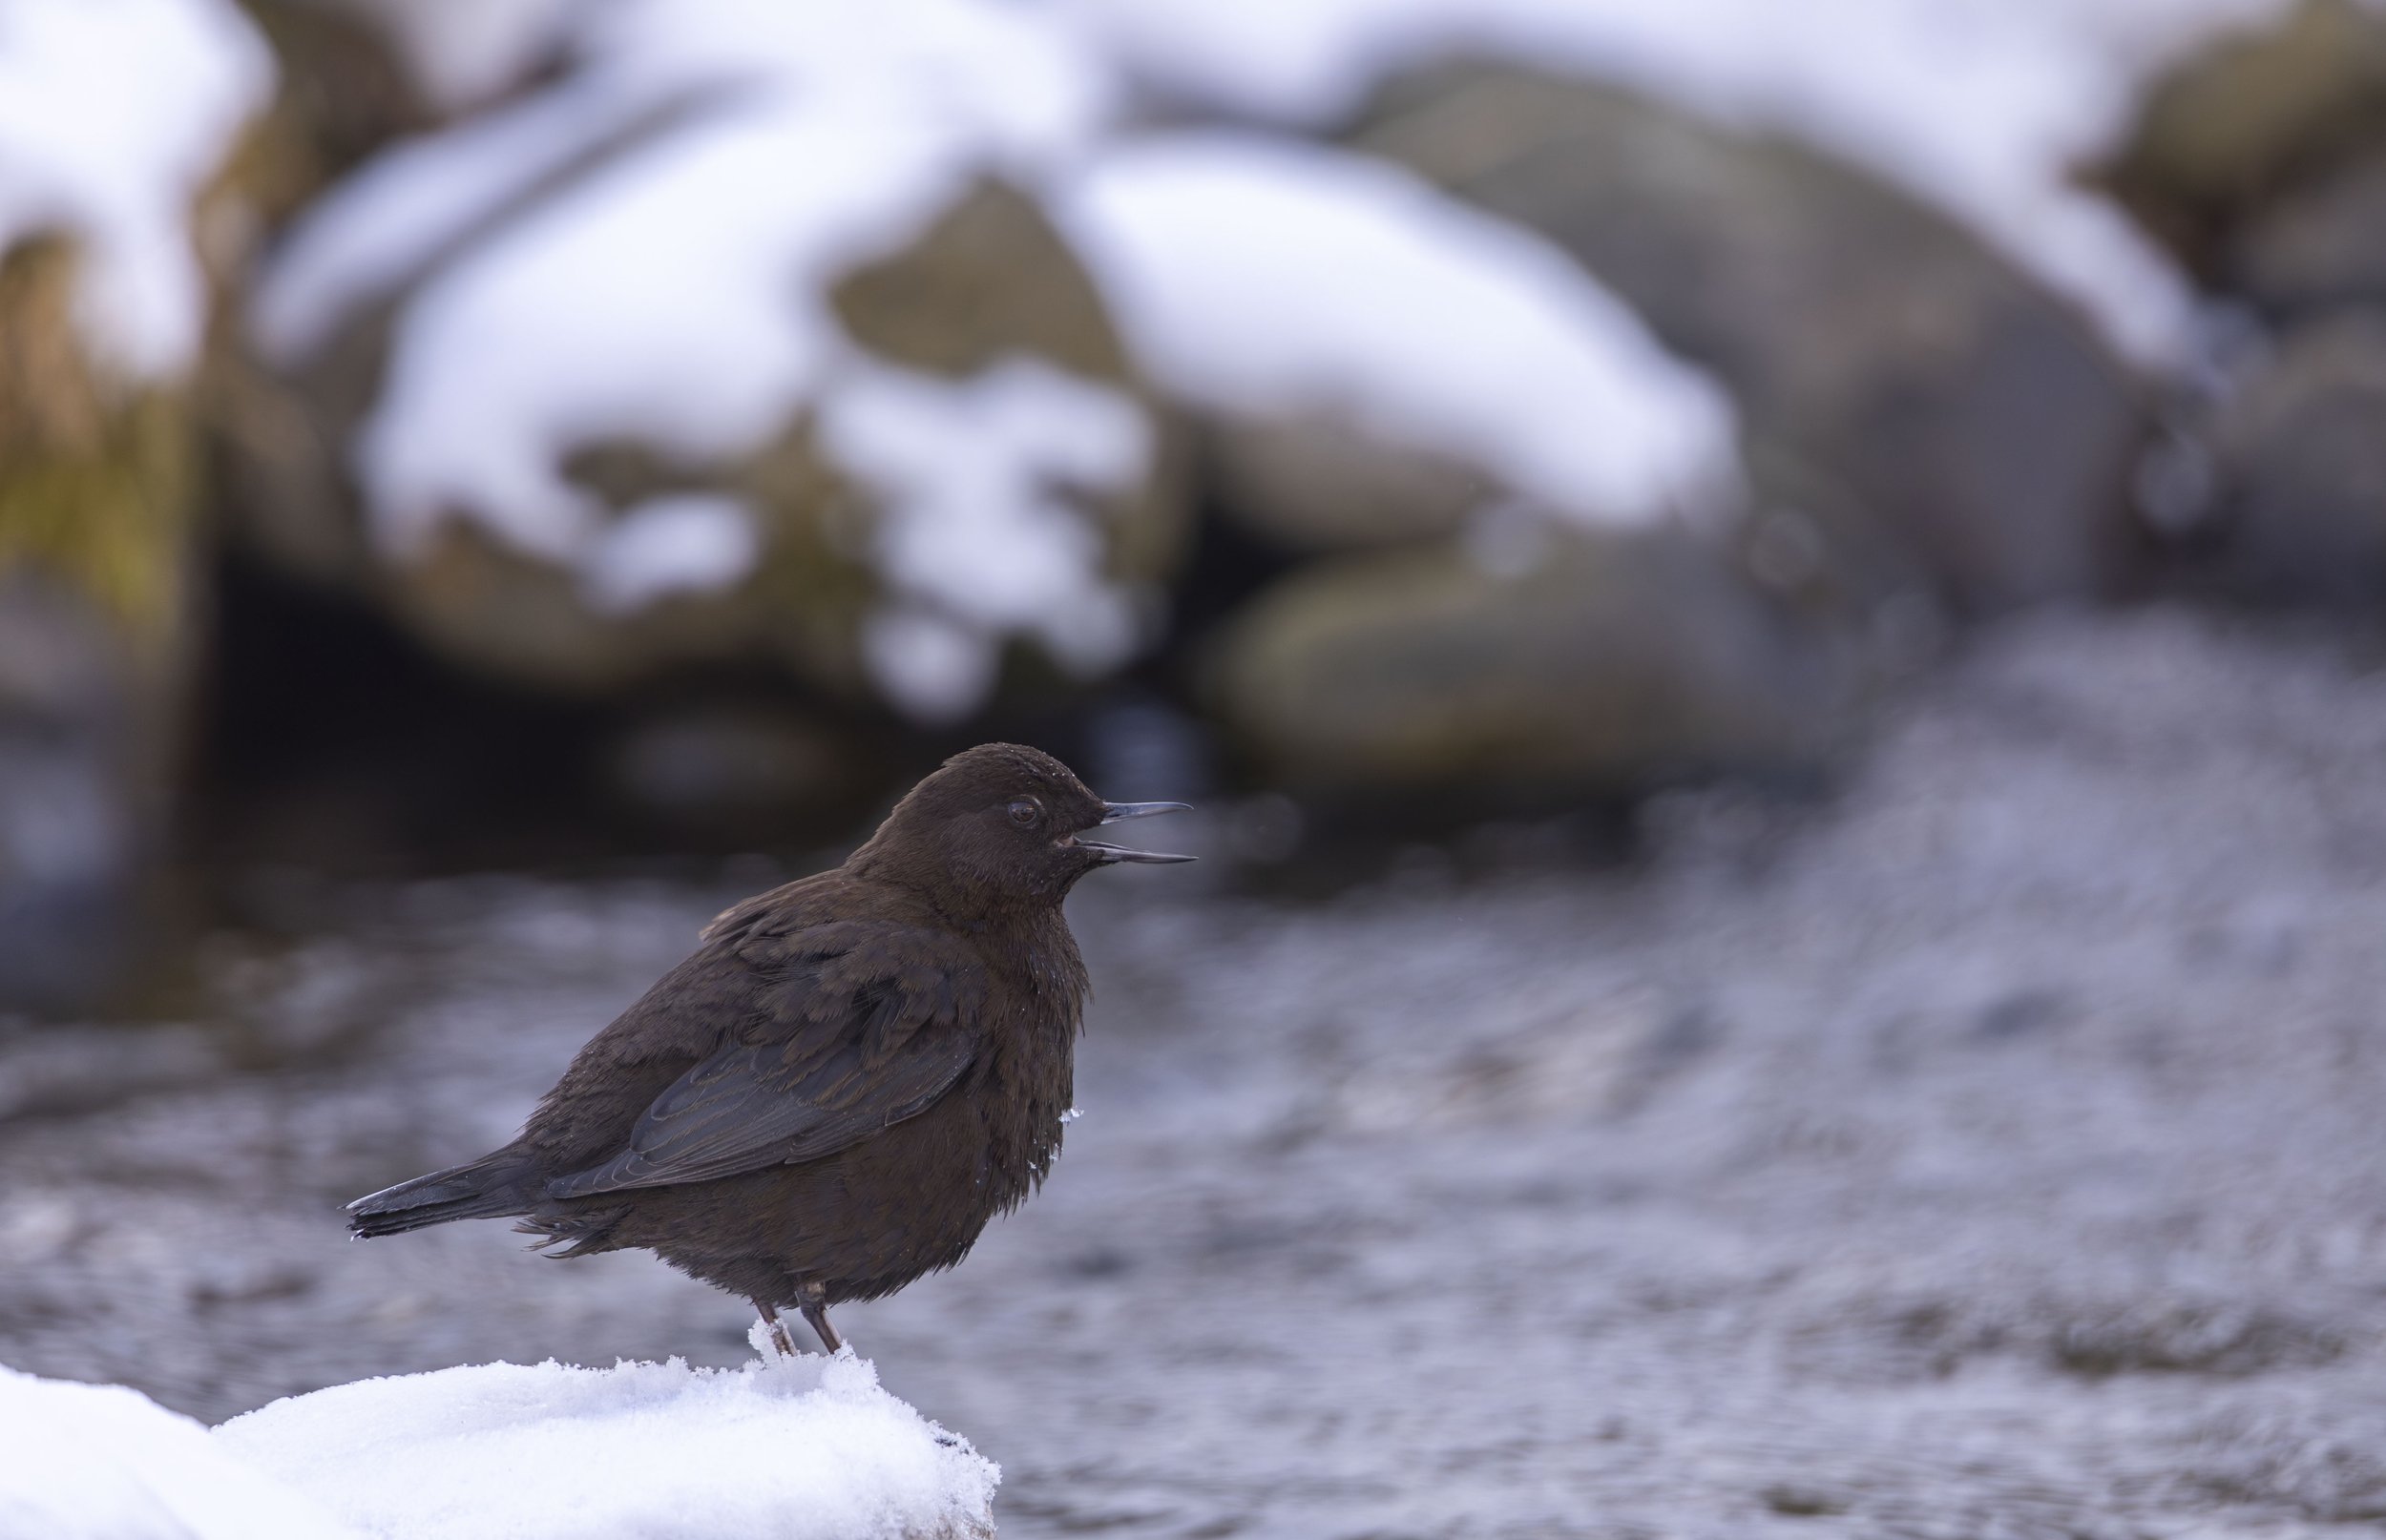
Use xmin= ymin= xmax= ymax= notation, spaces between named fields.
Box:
xmin=0 ymin=0 xmax=270 ymax=379
xmin=8 ymin=610 xmax=2386 ymax=1536
xmin=216 ymin=1347 xmax=997 ymax=1540
xmin=0 ymin=1364 xmax=360 ymax=1540
xmin=1057 ymin=133 xmax=1737 ymax=527
xmin=1061 ymin=0 xmax=2352 ymax=364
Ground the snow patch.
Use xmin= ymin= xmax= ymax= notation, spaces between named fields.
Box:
xmin=0 ymin=0 xmax=271 ymax=380
xmin=823 ymin=358 xmax=1153 ymax=720
xmin=582 ymin=493 xmax=763 ymax=614
xmin=1057 ymin=0 xmax=2348 ymax=365
xmin=0 ymin=1364 xmax=362 ymax=1540
xmin=216 ymin=1350 xmax=997 ymax=1540
xmin=1057 ymin=134 xmax=1736 ymax=526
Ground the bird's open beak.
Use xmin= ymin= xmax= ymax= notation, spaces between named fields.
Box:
xmin=1081 ymin=801 xmax=1196 ymax=864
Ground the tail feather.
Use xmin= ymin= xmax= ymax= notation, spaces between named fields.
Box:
xmin=347 ymin=1155 xmax=532 ymax=1238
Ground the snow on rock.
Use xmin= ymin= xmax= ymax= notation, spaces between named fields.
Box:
xmin=1057 ymin=0 xmax=2366 ymax=366
xmin=216 ymin=1345 xmax=997 ymax=1540
xmin=250 ymin=0 xmax=1152 ymax=717
xmin=580 ymin=493 xmax=763 ymax=615
xmin=1056 ymin=132 xmax=1738 ymax=530
xmin=824 ymin=358 xmax=1154 ymax=718
xmin=0 ymin=1364 xmax=362 ymax=1540
xmin=0 ymin=1347 xmax=997 ymax=1540
xmin=0 ymin=0 xmax=271 ymax=380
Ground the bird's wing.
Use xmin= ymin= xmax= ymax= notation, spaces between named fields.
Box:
xmin=543 ymin=925 xmax=988 ymax=1199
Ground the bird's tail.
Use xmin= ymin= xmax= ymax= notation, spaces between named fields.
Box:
xmin=346 ymin=1154 xmax=533 ymax=1238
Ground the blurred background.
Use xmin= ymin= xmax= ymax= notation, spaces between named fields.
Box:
xmin=6 ymin=0 xmax=2386 ymax=1533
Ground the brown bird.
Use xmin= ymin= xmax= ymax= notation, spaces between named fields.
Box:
xmin=346 ymin=743 xmax=1191 ymax=1357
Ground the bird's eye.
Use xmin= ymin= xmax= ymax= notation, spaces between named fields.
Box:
xmin=1008 ymin=798 xmax=1042 ymax=827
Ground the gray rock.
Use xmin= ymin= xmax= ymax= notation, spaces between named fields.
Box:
xmin=1205 ymin=408 xmax=1491 ymax=551
xmin=2229 ymin=137 xmax=2386 ymax=315
xmin=1351 ymin=63 xmax=2146 ymax=614
xmin=1210 ymin=522 xmax=1867 ymax=793
xmin=2213 ymin=309 xmax=2386 ymax=606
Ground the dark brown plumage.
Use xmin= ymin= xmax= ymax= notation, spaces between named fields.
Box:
xmin=346 ymin=743 xmax=1191 ymax=1355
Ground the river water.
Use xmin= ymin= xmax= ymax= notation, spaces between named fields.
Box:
xmin=5 ymin=609 xmax=2386 ymax=1538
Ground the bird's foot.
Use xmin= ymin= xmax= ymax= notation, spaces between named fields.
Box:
xmin=798 ymin=1284 xmax=846 ymax=1355
xmin=752 ymin=1299 xmax=801 ymax=1359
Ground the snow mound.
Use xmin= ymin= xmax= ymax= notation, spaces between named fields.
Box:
xmin=2 ymin=1347 xmax=995 ymax=1540
xmin=218 ymin=1342 xmax=996 ymax=1540
xmin=0 ymin=1364 xmax=361 ymax=1540
xmin=1060 ymin=0 xmax=2354 ymax=366
xmin=1057 ymin=133 xmax=1738 ymax=529
xmin=0 ymin=0 xmax=271 ymax=379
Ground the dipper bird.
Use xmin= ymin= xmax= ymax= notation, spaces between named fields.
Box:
xmin=346 ymin=743 xmax=1191 ymax=1357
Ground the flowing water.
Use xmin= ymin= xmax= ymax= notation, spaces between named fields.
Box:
xmin=6 ymin=609 xmax=2386 ymax=1538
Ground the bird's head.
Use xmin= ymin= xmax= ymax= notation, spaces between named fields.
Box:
xmin=854 ymin=742 xmax=1193 ymax=910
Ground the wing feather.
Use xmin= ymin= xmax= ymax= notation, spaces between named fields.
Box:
xmin=544 ymin=925 xmax=985 ymax=1199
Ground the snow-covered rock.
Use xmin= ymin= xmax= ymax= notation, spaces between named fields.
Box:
xmin=1058 ymin=0 xmax=2359 ymax=369
xmin=1356 ymin=64 xmax=2145 ymax=614
xmin=1055 ymin=132 xmax=1739 ymax=549
xmin=235 ymin=0 xmax=1174 ymax=718
xmin=0 ymin=0 xmax=271 ymax=381
xmin=1 ymin=1346 xmax=997 ymax=1540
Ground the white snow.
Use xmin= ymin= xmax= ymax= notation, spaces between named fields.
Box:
xmin=823 ymin=358 xmax=1153 ymax=719
xmin=0 ymin=0 xmax=271 ymax=380
xmin=0 ymin=1364 xmax=362 ymax=1540
xmin=1056 ymin=0 xmax=2350 ymax=365
xmin=1057 ymin=133 xmax=1737 ymax=529
xmin=581 ymin=493 xmax=763 ymax=615
xmin=219 ymin=1343 xmax=997 ymax=1540
xmin=2 ymin=1346 xmax=996 ymax=1540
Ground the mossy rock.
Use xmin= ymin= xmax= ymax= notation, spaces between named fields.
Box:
xmin=1211 ymin=525 xmax=1866 ymax=794
xmin=0 ymin=239 xmax=193 ymax=651
xmin=221 ymin=132 xmax=1186 ymax=710
xmin=2098 ymin=0 xmax=2386 ymax=267
xmin=0 ymin=238 xmax=199 ymax=1012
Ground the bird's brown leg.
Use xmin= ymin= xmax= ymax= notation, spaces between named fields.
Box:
xmin=798 ymin=1282 xmax=844 ymax=1354
xmin=753 ymin=1299 xmax=798 ymax=1358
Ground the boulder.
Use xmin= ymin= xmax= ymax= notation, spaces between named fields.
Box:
xmin=2210 ymin=310 xmax=2386 ymax=607
xmin=2227 ymin=136 xmax=2386 ymax=316
xmin=2099 ymin=0 xmax=2386 ymax=265
xmin=1205 ymin=409 xmax=1491 ymax=552
xmin=1209 ymin=523 xmax=1869 ymax=795
xmin=1351 ymin=63 xmax=2147 ymax=615
xmin=223 ymin=30 xmax=1185 ymax=724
